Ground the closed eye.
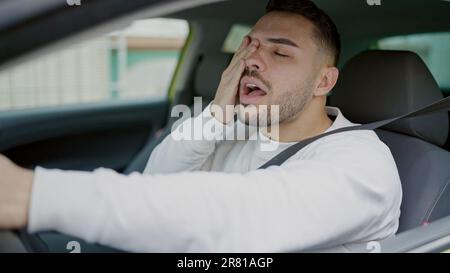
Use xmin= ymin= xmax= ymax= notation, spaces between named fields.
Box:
xmin=274 ymin=52 xmax=289 ymax=58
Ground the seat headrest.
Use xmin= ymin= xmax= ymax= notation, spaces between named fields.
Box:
xmin=329 ymin=50 xmax=449 ymax=146
xmin=194 ymin=53 xmax=232 ymax=102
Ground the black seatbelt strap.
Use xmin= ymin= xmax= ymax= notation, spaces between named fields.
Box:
xmin=258 ymin=96 xmax=450 ymax=169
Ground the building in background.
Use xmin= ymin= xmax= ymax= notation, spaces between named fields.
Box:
xmin=0 ymin=18 xmax=189 ymax=111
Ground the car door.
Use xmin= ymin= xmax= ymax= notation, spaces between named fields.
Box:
xmin=0 ymin=99 xmax=168 ymax=172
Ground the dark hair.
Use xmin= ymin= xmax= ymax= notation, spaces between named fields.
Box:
xmin=266 ymin=0 xmax=341 ymax=66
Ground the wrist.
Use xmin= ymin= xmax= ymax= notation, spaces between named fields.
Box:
xmin=14 ymin=168 xmax=34 ymax=228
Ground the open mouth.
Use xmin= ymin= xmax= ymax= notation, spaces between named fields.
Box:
xmin=244 ymin=83 xmax=267 ymax=97
xmin=239 ymin=76 xmax=268 ymax=104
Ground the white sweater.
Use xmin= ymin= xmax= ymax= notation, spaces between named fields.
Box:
xmin=28 ymin=105 xmax=402 ymax=252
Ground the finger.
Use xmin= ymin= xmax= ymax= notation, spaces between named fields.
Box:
xmin=228 ymin=41 xmax=257 ymax=69
xmin=237 ymin=35 xmax=250 ymax=52
xmin=224 ymin=52 xmax=246 ymax=78
xmin=235 ymin=38 xmax=259 ymax=61
xmin=243 ymin=38 xmax=260 ymax=59
xmin=229 ymin=36 xmax=252 ymax=66
xmin=232 ymin=41 xmax=254 ymax=63
xmin=229 ymin=59 xmax=246 ymax=87
xmin=221 ymin=59 xmax=245 ymax=90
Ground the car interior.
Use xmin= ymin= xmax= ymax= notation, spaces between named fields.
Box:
xmin=0 ymin=0 xmax=450 ymax=253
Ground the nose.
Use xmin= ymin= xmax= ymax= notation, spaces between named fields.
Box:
xmin=245 ymin=38 xmax=266 ymax=72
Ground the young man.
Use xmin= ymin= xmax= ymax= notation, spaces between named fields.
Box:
xmin=0 ymin=0 xmax=401 ymax=252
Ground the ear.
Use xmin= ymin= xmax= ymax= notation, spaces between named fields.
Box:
xmin=314 ymin=66 xmax=339 ymax=97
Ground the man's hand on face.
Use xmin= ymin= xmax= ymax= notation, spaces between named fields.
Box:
xmin=0 ymin=154 xmax=34 ymax=229
xmin=211 ymin=36 xmax=259 ymax=124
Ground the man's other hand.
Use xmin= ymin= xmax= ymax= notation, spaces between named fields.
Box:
xmin=0 ymin=154 xmax=34 ymax=229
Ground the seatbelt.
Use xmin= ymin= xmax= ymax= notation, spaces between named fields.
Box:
xmin=258 ymin=96 xmax=450 ymax=169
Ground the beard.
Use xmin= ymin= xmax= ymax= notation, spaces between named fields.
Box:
xmin=238 ymin=76 xmax=315 ymax=127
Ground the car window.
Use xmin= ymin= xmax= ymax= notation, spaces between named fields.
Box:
xmin=0 ymin=18 xmax=189 ymax=111
xmin=375 ymin=32 xmax=450 ymax=94
xmin=222 ymin=24 xmax=252 ymax=54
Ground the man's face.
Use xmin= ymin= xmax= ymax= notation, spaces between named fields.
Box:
xmin=237 ymin=11 xmax=323 ymax=125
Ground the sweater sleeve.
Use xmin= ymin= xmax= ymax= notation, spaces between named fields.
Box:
xmin=27 ymin=134 xmax=402 ymax=253
xmin=143 ymin=103 xmax=235 ymax=174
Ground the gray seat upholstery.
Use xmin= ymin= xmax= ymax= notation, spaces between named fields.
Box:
xmin=193 ymin=53 xmax=232 ymax=103
xmin=124 ymin=52 xmax=231 ymax=174
xmin=329 ymin=50 xmax=450 ymax=232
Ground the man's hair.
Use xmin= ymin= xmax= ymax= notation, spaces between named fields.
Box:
xmin=266 ymin=0 xmax=341 ymax=66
